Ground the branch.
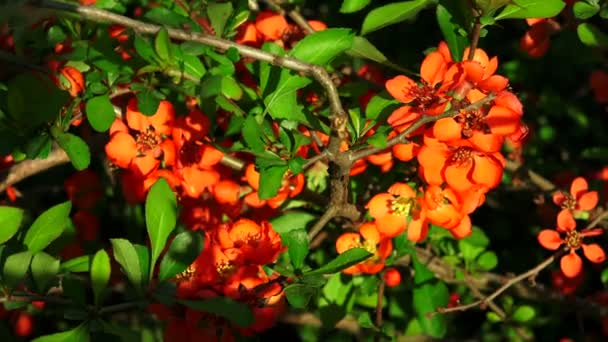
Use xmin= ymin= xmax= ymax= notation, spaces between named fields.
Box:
xmin=375 ymin=277 xmax=385 ymax=342
xmin=505 ymin=159 xmax=556 ymax=192
xmin=262 ymin=0 xmax=316 ymax=34
xmin=0 ymin=148 xmax=70 ymax=193
xmin=349 ymin=93 xmax=497 ymax=161
xmin=432 ymin=248 xmax=565 ymax=315
xmin=34 ymin=0 xmax=348 ymax=142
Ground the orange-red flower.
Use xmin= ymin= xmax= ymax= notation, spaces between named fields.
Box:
xmin=59 ymin=66 xmax=85 ymax=97
xmin=105 ymin=98 xmax=176 ymax=177
xmin=417 ymin=138 xmax=505 ymax=194
xmin=215 ymin=219 xmax=283 ymax=266
xmin=335 ymin=222 xmax=393 ymax=274
xmin=552 ymin=177 xmax=599 ymax=218
xmin=366 ymin=182 xmax=427 ymax=241
xmin=538 ymin=211 xmax=605 ymax=278
xmin=243 ymin=164 xmax=304 ymax=209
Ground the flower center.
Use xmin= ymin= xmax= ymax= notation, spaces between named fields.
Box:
xmin=561 ymin=194 xmax=577 ymax=211
xmin=405 ymin=84 xmax=438 ymax=109
xmin=565 ymin=230 xmax=582 ymax=250
xmin=136 ymin=126 xmax=161 ymax=154
xmin=449 ymin=147 xmax=473 ymax=166
xmin=361 ymin=239 xmax=377 ymax=255
xmin=216 ymin=261 xmax=235 ymax=277
xmin=455 ymin=108 xmax=490 ymax=138
xmin=174 ymin=263 xmax=196 ymax=281
xmin=390 ymin=196 xmax=414 ymax=216
xmin=179 ymin=141 xmax=202 ymax=165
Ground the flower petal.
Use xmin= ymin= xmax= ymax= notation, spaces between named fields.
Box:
xmin=359 ymin=222 xmax=381 ymax=244
xmin=376 ymin=214 xmax=407 ymax=238
xmin=432 ymin=117 xmax=462 ymax=142
xmin=420 ymin=51 xmax=447 ymax=87
xmin=577 ymin=191 xmax=599 ymax=211
xmin=582 ymin=243 xmax=606 ymax=263
xmin=386 ymin=75 xmax=418 ymax=103
xmin=560 ymin=252 xmax=583 ymax=278
xmin=105 ymin=132 xmax=137 ymax=168
xmin=471 ymin=154 xmax=503 ymax=189
xmin=485 ymin=105 xmax=521 ymax=136
xmin=449 ymin=215 xmax=472 ymax=239
xmin=557 ymin=210 xmax=576 ymax=232
xmin=537 ymin=229 xmax=563 ymax=250
xmin=477 ymin=75 xmax=509 ymax=93
xmin=570 ymin=177 xmax=589 ymax=198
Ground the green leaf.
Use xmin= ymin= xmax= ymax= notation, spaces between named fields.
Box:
xmin=60 ymin=255 xmax=91 ymax=273
xmin=436 ymin=2 xmax=468 ymax=62
xmin=85 ymin=95 xmax=115 ymax=132
xmin=207 ymin=2 xmax=233 ymax=37
xmin=305 ymin=248 xmax=372 ymax=276
xmin=241 ymin=115 xmax=265 ymax=153
xmin=154 ymin=28 xmax=172 ymax=62
xmin=347 ymin=36 xmax=388 ymax=63
xmin=110 ymin=238 xmax=142 ymax=289
xmin=24 ymin=201 xmax=72 ymax=253
xmin=182 ymin=54 xmax=206 ymax=80
xmin=477 ymin=251 xmax=498 ymax=271
xmin=284 ymin=229 xmax=309 ymax=270
xmin=3 ymin=250 xmax=33 ymax=288
xmin=577 ymin=23 xmax=608 ymax=47
xmin=0 ymin=206 xmax=24 ymax=244
xmin=290 ymin=28 xmax=355 ymax=65
xmin=136 ymin=90 xmax=161 ymax=116
xmin=602 ymin=268 xmax=608 ymax=285
xmin=487 ymin=311 xmax=503 ymax=322
xmin=340 ymin=0 xmax=371 ymax=13
xmin=31 ymin=252 xmax=60 ymax=292
xmin=200 ymin=74 xmax=223 ymax=98
xmin=264 ymin=73 xmax=312 ymax=123
xmin=459 ymin=239 xmax=486 ymax=263
xmin=270 ymin=211 xmax=317 ymax=235
xmin=158 ymin=231 xmax=204 ymax=282
xmin=32 ymin=323 xmax=89 ymax=342
xmin=7 ymin=73 xmax=70 ymax=127
xmin=413 ymin=257 xmax=435 ymax=285
xmin=573 ymin=1 xmax=600 ymax=19
xmin=258 ymin=164 xmax=289 ymax=200
xmin=284 ymin=284 xmax=318 ymax=308
xmin=134 ymin=35 xmax=158 ymax=63
xmin=145 ymin=178 xmax=177 ymax=281
xmin=413 ymin=282 xmax=449 ymax=338
xmin=496 ymin=0 xmax=566 ymax=20
xmin=179 ymin=297 xmax=254 ymax=327
xmin=462 ymin=227 xmax=490 ymax=247
xmin=133 ymin=244 xmax=150 ymax=286
xmin=365 ymin=91 xmax=400 ymax=120
xmin=220 ymin=76 xmax=243 ymax=100
xmin=99 ymin=320 xmax=139 ymax=341
xmin=91 ymin=249 xmax=111 ymax=305
xmin=55 ymin=133 xmax=91 ymax=171
xmin=361 ymin=0 xmax=431 ymax=35
xmin=144 ymin=7 xmax=194 ymax=28
xmin=512 ymin=305 xmax=536 ymax=323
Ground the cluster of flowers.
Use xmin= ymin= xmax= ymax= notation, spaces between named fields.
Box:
xmin=336 ymin=42 xmax=528 ymax=275
xmin=538 ymin=177 xmax=605 ymax=278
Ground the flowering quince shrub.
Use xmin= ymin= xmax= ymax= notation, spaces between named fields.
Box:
xmin=2 ymin=0 xmax=608 ymax=341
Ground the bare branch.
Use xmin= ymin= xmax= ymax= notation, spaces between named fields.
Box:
xmin=0 ymin=148 xmax=70 ymax=193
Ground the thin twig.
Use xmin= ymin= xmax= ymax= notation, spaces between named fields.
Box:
xmin=433 ymin=248 xmax=566 ymax=315
xmin=375 ymin=277 xmax=385 ymax=341
xmin=307 ymin=206 xmax=337 ymax=240
xmin=302 ymin=150 xmax=328 ymax=170
xmin=349 ymin=94 xmax=497 ymax=161
xmin=467 ymin=17 xmax=482 ymax=61
xmin=505 ymin=160 xmax=556 ymax=192
xmin=0 ymin=148 xmax=70 ymax=193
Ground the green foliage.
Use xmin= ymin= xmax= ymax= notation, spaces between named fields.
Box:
xmin=158 ymin=231 xmax=204 ymax=281
xmin=577 ymin=23 xmax=608 ymax=47
xmin=0 ymin=206 xmax=24 ymax=244
xmin=55 ymin=133 xmax=91 ymax=171
xmin=179 ymin=297 xmax=254 ymax=328
xmin=145 ymin=178 xmax=178 ymax=280
xmin=85 ymin=95 xmax=115 ymax=132
xmin=31 ymin=251 xmax=60 ymax=292
xmin=110 ymin=239 xmax=143 ymax=290
xmin=361 ymin=0 xmax=432 ymax=35
xmin=90 ymin=249 xmax=111 ymax=305
xmin=306 ymin=248 xmax=372 ymax=276
xmin=496 ymin=0 xmax=566 ymax=20
xmin=340 ymin=0 xmax=372 ymax=13
xmin=24 ymin=201 xmax=72 ymax=253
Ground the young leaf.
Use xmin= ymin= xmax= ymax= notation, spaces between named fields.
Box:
xmin=242 ymin=115 xmax=266 ymax=153
xmin=340 ymin=0 xmax=372 ymax=13
xmin=361 ymin=0 xmax=431 ymax=35
xmin=365 ymin=91 xmax=400 ymax=120
xmin=136 ymin=90 xmax=161 ymax=116
xmin=269 ymin=211 xmax=317 ymax=235
xmin=436 ymin=2 xmax=468 ymax=62
xmin=31 ymin=251 xmax=60 ymax=292
xmin=158 ymin=231 xmax=204 ymax=282
xmin=347 ymin=36 xmax=388 ymax=63
xmin=512 ymin=305 xmax=536 ymax=323
xmin=154 ymin=28 xmax=172 ymax=62
xmin=573 ymin=1 xmax=600 ymax=19
xmin=207 ymin=2 xmax=233 ymax=37
xmin=263 ymin=73 xmax=311 ymax=123
xmin=477 ymin=251 xmax=498 ymax=271
xmin=55 ymin=133 xmax=91 ymax=171
xmin=179 ymin=297 xmax=254 ymax=328
xmin=413 ymin=282 xmax=449 ymax=338
xmin=24 ymin=201 xmax=72 ymax=253
xmin=290 ymin=28 xmax=355 ymax=65
xmin=110 ymin=239 xmax=142 ymax=289
xmin=145 ymin=178 xmax=177 ymax=280
xmin=305 ymin=248 xmax=372 ymax=276
xmin=258 ymin=164 xmax=289 ymax=200
xmin=284 ymin=284 xmax=318 ymax=308
xmin=3 ymin=250 xmax=33 ymax=288
xmin=0 ymin=206 xmax=24 ymax=244
xmin=496 ymin=0 xmax=566 ymax=20
xmin=577 ymin=23 xmax=608 ymax=47
xmin=31 ymin=323 xmax=89 ymax=342
xmin=60 ymin=255 xmax=91 ymax=273
xmin=91 ymin=249 xmax=111 ymax=305
xmin=284 ymin=229 xmax=309 ymax=270
xmin=85 ymin=95 xmax=115 ymax=132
